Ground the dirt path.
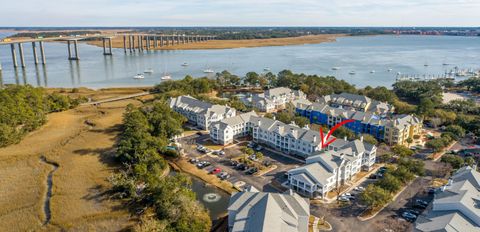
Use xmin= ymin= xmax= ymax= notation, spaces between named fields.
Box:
xmin=0 ymin=89 xmax=146 ymax=231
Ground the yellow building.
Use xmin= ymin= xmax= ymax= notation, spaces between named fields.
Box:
xmin=384 ymin=115 xmax=422 ymax=146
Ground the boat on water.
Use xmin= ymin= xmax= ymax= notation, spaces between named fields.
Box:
xmin=332 ymin=67 xmax=340 ymax=70
xmin=161 ymin=74 xmax=172 ymax=80
xmin=387 ymin=68 xmax=393 ymax=72
xmin=133 ymin=74 xmax=145 ymax=79
xmin=370 ymin=70 xmax=376 ymax=73
xmin=424 ymin=63 xmax=429 ymax=67
xmin=264 ymin=67 xmax=271 ymax=72
xmin=203 ymin=69 xmax=214 ymax=74
xmin=181 ymin=62 xmax=189 ymax=67
xmin=349 ymin=71 xmax=356 ymax=75
xmin=396 ymin=72 xmax=402 ymax=75
xmin=144 ymin=68 xmax=154 ymax=74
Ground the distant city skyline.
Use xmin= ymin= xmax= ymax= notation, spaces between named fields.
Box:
xmin=1 ymin=0 xmax=480 ymax=27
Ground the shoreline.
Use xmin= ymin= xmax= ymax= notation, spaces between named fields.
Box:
xmin=85 ymin=34 xmax=346 ymax=50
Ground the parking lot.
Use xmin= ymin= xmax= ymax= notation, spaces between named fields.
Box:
xmin=177 ymin=134 xmax=303 ymax=192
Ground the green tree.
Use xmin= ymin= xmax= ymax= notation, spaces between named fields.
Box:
xmin=245 ymin=72 xmax=260 ymax=86
xmin=360 ymin=185 xmax=392 ymax=209
xmin=392 ymin=145 xmax=414 ymax=157
xmin=361 ymin=134 xmax=378 ymax=145
xmin=445 ymin=125 xmax=466 ymax=140
xmin=294 ymin=116 xmax=310 ymax=128
xmin=375 ymin=173 xmax=402 ymax=193
xmin=441 ymin=154 xmax=465 ymax=169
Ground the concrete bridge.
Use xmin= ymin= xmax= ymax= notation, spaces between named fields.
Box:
xmin=0 ymin=34 xmax=215 ymax=69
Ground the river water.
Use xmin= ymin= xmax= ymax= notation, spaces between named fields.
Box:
xmin=1 ymin=33 xmax=479 ymax=88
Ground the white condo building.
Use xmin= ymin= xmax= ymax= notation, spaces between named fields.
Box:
xmin=250 ymin=116 xmax=323 ymax=158
xmin=244 ymin=87 xmax=307 ymax=112
xmin=168 ymin=95 xmax=236 ymax=130
xmin=210 ymin=111 xmax=258 ymax=145
xmin=287 ymin=138 xmax=376 ymax=198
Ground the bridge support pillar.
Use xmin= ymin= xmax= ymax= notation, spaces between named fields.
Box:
xmin=102 ymin=38 xmax=112 ymax=55
xmin=137 ymin=35 xmax=141 ymax=51
xmin=32 ymin=42 xmax=38 ymax=65
xmin=11 ymin=44 xmax=18 ymax=68
xmin=39 ymin=41 xmax=46 ymax=64
xmin=67 ymin=40 xmax=80 ymax=60
xmin=146 ymin=36 xmax=150 ymax=51
xmin=123 ymin=35 xmax=127 ymax=53
xmin=18 ymin=43 xmax=26 ymax=68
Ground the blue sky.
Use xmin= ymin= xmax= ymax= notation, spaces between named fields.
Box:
xmin=1 ymin=0 xmax=479 ymax=27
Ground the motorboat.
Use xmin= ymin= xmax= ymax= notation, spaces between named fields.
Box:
xmin=370 ymin=70 xmax=376 ymax=73
xmin=161 ymin=74 xmax=172 ymax=80
xmin=133 ymin=74 xmax=145 ymax=79
xmin=349 ymin=71 xmax=356 ymax=75
xmin=263 ymin=67 xmax=271 ymax=72
xmin=387 ymin=68 xmax=393 ymax=72
xmin=203 ymin=69 xmax=214 ymax=74
xmin=144 ymin=68 xmax=154 ymax=74
xmin=332 ymin=67 xmax=340 ymax=70
xmin=181 ymin=62 xmax=189 ymax=67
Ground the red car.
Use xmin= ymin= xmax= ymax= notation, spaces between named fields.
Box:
xmin=210 ymin=168 xmax=221 ymax=174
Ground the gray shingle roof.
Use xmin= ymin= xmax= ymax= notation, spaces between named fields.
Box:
xmin=415 ymin=166 xmax=480 ymax=231
xmin=228 ymin=188 xmax=310 ymax=232
xmin=250 ymin=116 xmax=322 ymax=145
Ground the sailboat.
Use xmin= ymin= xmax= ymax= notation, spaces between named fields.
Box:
xmin=144 ymin=68 xmax=154 ymax=74
xmin=161 ymin=61 xmax=171 ymax=80
xmin=181 ymin=62 xmax=189 ymax=67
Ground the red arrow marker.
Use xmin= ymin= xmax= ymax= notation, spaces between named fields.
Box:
xmin=319 ymin=119 xmax=355 ymax=149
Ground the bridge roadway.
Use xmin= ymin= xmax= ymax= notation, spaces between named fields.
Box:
xmin=0 ymin=33 xmax=215 ymax=69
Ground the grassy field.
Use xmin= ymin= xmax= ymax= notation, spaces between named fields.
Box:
xmin=0 ymin=88 xmax=149 ymax=231
xmin=86 ymin=34 xmax=346 ymax=50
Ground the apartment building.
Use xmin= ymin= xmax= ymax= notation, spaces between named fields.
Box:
xmin=228 ymin=186 xmax=310 ymax=232
xmin=318 ymin=92 xmax=394 ymax=114
xmin=209 ymin=111 xmax=258 ymax=145
xmin=243 ymin=87 xmax=307 ymax=112
xmin=415 ymin=166 xmax=480 ymax=231
xmin=296 ymin=99 xmax=422 ymax=145
xmin=384 ymin=114 xmax=423 ymax=145
xmin=250 ymin=116 xmax=323 ymax=158
xmin=168 ymin=95 xmax=236 ymax=130
xmin=287 ymin=138 xmax=376 ymax=198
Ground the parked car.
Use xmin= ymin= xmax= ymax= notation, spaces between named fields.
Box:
xmin=197 ymin=161 xmax=211 ymax=169
xmin=405 ymin=209 xmax=421 ymax=216
xmin=218 ymin=172 xmax=230 ymax=180
xmin=189 ymin=158 xmax=199 ymax=163
xmin=428 ymin=187 xmax=436 ymax=195
xmin=236 ymin=163 xmax=248 ymax=171
xmin=354 ymin=186 xmax=365 ymax=192
xmin=414 ymin=199 xmax=429 ymax=209
xmin=230 ymin=160 xmax=239 ymax=166
xmin=401 ymin=212 xmax=417 ymax=222
xmin=246 ymin=167 xmax=258 ymax=175
xmin=210 ymin=168 xmax=222 ymax=174
xmin=338 ymin=196 xmax=350 ymax=202
xmin=254 ymin=145 xmax=263 ymax=151
xmin=249 ymin=154 xmax=258 ymax=161
xmin=247 ymin=142 xmax=256 ymax=148
xmin=263 ymin=160 xmax=272 ymax=167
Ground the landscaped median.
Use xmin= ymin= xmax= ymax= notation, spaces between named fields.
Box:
xmin=309 ymin=215 xmax=332 ymax=232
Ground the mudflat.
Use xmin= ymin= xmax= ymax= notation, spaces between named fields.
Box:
xmin=86 ymin=34 xmax=346 ymax=50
